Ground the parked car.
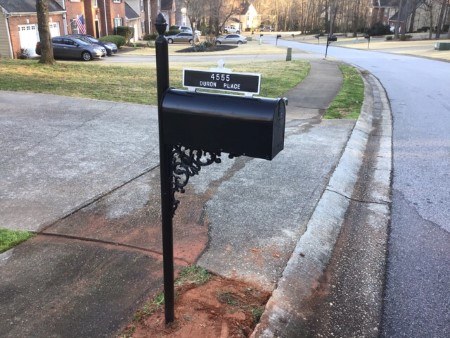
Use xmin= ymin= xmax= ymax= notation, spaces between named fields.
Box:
xmin=68 ymin=34 xmax=117 ymax=56
xmin=172 ymin=25 xmax=201 ymax=36
xmin=215 ymin=34 xmax=247 ymax=45
xmin=260 ymin=25 xmax=273 ymax=32
xmin=36 ymin=36 xmax=106 ymax=61
xmin=224 ymin=26 xmax=240 ymax=34
xmin=165 ymin=32 xmax=196 ymax=44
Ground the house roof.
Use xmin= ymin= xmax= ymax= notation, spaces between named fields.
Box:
xmin=0 ymin=0 xmax=64 ymax=13
xmin=125 ymin=2 xmax=140 ymax=20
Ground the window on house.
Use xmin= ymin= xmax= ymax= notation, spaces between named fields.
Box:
xmin=94 ymin=0 xmax=98 ymax=7
xmin=113 ymin=0 xmax=122 ymax=3
xmin=114 ymin=17 xmax=123 ymax=28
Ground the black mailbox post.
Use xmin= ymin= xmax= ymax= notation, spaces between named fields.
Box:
xmin=154 ymin=13 xmax=286 ymax=324
xmin=325 ymin=34 xmax=337 ymax=58
xmin=365 ymin=34 xmax=371 ymax=49
xmin=276 ymin=34 xmax=281 ymax=45
xmin=314 ymin=33 xmax=324 ymax=44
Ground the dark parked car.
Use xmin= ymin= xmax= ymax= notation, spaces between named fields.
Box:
xmin=68 ymin=34 xmax=118 ymax=56
xmin=36 ymin=36 xmax=106 ymax=61
xmin=215 ymin=34 xmax=247 ymax=45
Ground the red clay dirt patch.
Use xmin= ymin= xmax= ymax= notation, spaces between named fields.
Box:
xmin=126 ymin=276 xmax=270 ymax=337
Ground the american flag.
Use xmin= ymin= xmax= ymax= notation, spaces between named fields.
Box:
xmin=76 ymin=14 xmax=86 ymax=34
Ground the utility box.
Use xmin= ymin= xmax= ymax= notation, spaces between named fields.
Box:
xmin=435 ymin=42 xmax=450 ymax=51
xmin=161 ymin=89 xmax=286 ymax=160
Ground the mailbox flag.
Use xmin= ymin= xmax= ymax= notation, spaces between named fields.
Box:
xmin=76 ymin=15 xmax=86 ymax=34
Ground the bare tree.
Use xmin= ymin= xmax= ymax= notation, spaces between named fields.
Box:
xmin=36 ymin=0 xmax=54 ymax=64
xmin=408 ymin=0 xmax=422 ymax=32
xmin=421 ymin=0 xmax=437 ymax=38
xmin=329 ymin=0 xmax=339 ymax=35
xmin=435 ymin=0 xmax=449 ymax=38
xmin=183 ymin=0 xmax=205 ymax=33
xmin=253 ymin=0 xmax=387 ymax=35
xmin=209 ymin=0 xmax=242 ymax=35
xmin=394 ymin=0 xmax=404 ymax=38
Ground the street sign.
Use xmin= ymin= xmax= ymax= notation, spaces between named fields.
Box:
xmin=183 ymin=69 xmax=261 ymax=95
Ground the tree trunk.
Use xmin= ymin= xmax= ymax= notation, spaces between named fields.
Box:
xmin=409 ymin=0 xmax=417 ymax=33
xmin=429 ymin=3 xmax=434 ymax=39
xmin=329 ymin=1 xmax=338 ymax=35
xmin=395 ymin=0 xmax=404 ymax=38
xmin=353 ymin=0 xmax=361 ymax=37
xmin=436 ymin=0 xmax=448 ymax=38
xmin=447 ymin=0 xmax=450 ymax=38
xmin=36 ymin=0 xmax=54 ymax=64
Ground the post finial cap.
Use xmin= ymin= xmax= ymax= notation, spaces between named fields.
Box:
xmin=155 ymin=13 xmax=167 ymax=35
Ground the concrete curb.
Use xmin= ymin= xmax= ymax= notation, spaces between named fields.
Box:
xmin=251 ymin=71 xmax=392 ymax=337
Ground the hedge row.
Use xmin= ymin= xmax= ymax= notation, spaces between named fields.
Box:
xmin=99 ymin=35 xmax=126 ymax=48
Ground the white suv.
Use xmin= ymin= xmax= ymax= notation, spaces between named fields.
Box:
xmin=224 ymin=26 xmax=240 ymax=34
xmin=174 ymin=25 xmax=201 ymax=36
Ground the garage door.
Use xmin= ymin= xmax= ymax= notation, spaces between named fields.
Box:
xmin=18 ymin=23 xmax=60 ymax=57
xmin=18 ymin=24 xmax=39 ymax=56
xmin=49 ymin=22 xmax=60 ymax=38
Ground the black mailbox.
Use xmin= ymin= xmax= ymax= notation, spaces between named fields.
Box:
xmin=161 ymin=89 xmax=286 ymax=160
xmin=328 ymin=35 xmax=337 ymax=42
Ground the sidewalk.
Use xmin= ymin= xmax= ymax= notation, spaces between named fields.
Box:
xmin=0 ymin=57 xmax=388 ymax=337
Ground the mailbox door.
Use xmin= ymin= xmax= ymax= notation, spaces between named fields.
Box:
xmin=161 ymin=89 xmax=285 ymax=160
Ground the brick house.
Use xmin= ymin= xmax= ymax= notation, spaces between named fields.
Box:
xmin=0 ymin=0 xmax=65 ymax=58
xmin=160 ymin=0 xmax=175 ymax=27
xmin=370 ymin=0 xmax=399 ymax=26
xmin=0 ymin=0 xmax=157 ymax=59
xmin=370 ymin=0 xmax=447 ymax=33
xmin=63 ymin=1 xmax=125 ymax=37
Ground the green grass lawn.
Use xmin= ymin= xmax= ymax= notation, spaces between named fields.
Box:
xmin=0 ymin=59 xmax=310 ymax=105
xmin=0 ymin=228 xmax=33 ymax=253
xmin=324 ymin=64 xmax=365 ymax=119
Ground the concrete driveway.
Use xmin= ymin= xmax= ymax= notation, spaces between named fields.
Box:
xmin=1 ymin=92 xmax=158 ymax=231
xmin=0 ymin=58 xmax=356 ymax=336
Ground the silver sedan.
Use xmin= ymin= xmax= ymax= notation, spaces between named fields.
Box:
xmin=215 ymin=34 xmax=247 ymax=45
xmin=165 ymin=32 xmax=195 ymax=44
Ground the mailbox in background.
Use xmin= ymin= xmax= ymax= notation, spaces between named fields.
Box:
xmin=325 ymin=35 xmax=337 ymax=58
xmin=161 ymin=89 xmax=286 ymax=160
xmin=327 ymin=35 xmax=337 ymax=42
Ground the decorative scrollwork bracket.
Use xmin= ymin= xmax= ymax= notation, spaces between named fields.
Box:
xmin=170 ymin=145 xmax=240 ymax=216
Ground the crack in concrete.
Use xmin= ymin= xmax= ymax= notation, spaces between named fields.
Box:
xmin=38 ymin=232 xmax=191 ymax=266
xmin=326 ymin=188 xmax=390 ymax=206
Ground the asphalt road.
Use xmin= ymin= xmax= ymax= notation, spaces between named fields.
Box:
xmin=271 ymin=36 xmax=450 ymax=337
